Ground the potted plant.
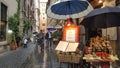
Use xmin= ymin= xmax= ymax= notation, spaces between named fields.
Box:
xmin=7 ymin=0 xmax=21 ymax=49
xmin=9 ymin=33 xmax=17 ymax=50
xmin=8 ymin=14 xmax=19 ymax=50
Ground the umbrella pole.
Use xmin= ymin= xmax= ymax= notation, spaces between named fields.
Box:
xmin=106 ymin=28 xmax=111 ymax=40
xmin=106 ymin=28 xmax=107 ymax=40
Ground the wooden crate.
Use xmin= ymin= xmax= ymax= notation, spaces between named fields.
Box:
xmin=64 ymin=54 xmax=72 ymax=62
xmin=58 ymin=54 xmax=65 ymax=62
xmin=56 ymin=51 xmax=82 ymax=63
xmin=71 ymin=55 xmax=81 ymax=63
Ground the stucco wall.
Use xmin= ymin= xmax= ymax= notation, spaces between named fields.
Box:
xmin=4 ymin=0 xmax=17 ymax=17
xmin=0 ymin=0 xmax=17 ymax=17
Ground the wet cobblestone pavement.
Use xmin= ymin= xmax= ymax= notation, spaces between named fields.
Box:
xmin=0 ymin=42 xmax=35 ymax=68
xmin=0 ymin=41 xmax=120 ymax=68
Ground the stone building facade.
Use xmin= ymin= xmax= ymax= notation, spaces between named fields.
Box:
xmin=0 ymin=0 xmax=17 ymax=46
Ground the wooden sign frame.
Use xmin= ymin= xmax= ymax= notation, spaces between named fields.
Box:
xmin=62 ymin=25 xmax=80 ymax=42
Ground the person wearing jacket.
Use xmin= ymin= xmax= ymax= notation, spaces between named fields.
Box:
xmin=37 ymin=30 xmax=44 ymax=51
xmin=45 ymin=29 xmax=52 ymax=49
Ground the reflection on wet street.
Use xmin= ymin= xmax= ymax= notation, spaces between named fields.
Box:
xmin=34 ymin=40 xmax=66 ymax=68
xmin=43 ymin=49 xmax=47 ymax=68
xmin=34 ymin=39 xmax=83 ymax=68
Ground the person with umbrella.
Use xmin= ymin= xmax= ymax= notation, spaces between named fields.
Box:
xmin=45 ymin=29 xmax=53 ymax=49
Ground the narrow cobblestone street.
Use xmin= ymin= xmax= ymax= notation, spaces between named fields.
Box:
xmin=0 ymin=0 xmax=120 ymax=68
xmin=0 ymin=41 xmax=120 ymax=68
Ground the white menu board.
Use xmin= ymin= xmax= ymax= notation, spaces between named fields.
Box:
xmin=55 ymin=41 xmax=68 ymax=52
xmin=55 ymin=41 xmax=79 ymax=52
xmin=66 ymin=42 xmax=79 ymax=52
xmin=66 ymin=29 xmax=75 ymax=42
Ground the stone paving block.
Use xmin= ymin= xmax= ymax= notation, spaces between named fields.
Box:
xmin=0 ymin=42 xmax=36 ymax=68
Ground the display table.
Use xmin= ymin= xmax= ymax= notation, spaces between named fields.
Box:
xmin=83 ymin=36 xmax=119 ymax=68
xmin=83 ymin=54 xmax=119 ymax=68
xmin=85 ymin=59 xmax=113 ymax=68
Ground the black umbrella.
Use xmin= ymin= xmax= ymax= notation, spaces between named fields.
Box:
xmin=80 ymin=6 xmax=120 ymax=28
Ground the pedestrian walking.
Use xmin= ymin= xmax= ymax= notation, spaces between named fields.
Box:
xmin=37 ymin=30 xmax=44 ymax=51
xmin=15 ymin=35 xmax=21 ymax=47
xmin=45 ymin=29 xmax=53 ymax=49
xmin=22 ymin=33 xmax=28 ymax=48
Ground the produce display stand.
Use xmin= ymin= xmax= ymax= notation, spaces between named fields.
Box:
xmin=83 ymin=36 xmax=119 ymax=68
xmin=83 ymin=55 xmax=118 ymax=68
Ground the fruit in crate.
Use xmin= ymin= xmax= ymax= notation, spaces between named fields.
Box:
xmin=92 ymin=52 xmax=97 ymax=58
xmin=114 ymin=55 xmax=119 ymax=60
xmin=102 ymin=42 xmax=106 ymax=47
xmin=86 ymin=54 xmax=94 ymax=59
xmin=83 ymin=54 xmax=93 ymax=59
xmin=95 ymin=56 xmax=102 ymax=60
xmin=110 ymin=55 xmax=119 ymax=61
xmin=95 ymin=52 xmax=110 ymax=58
xmin=89 ymin=56 xmax=94 ymax=60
